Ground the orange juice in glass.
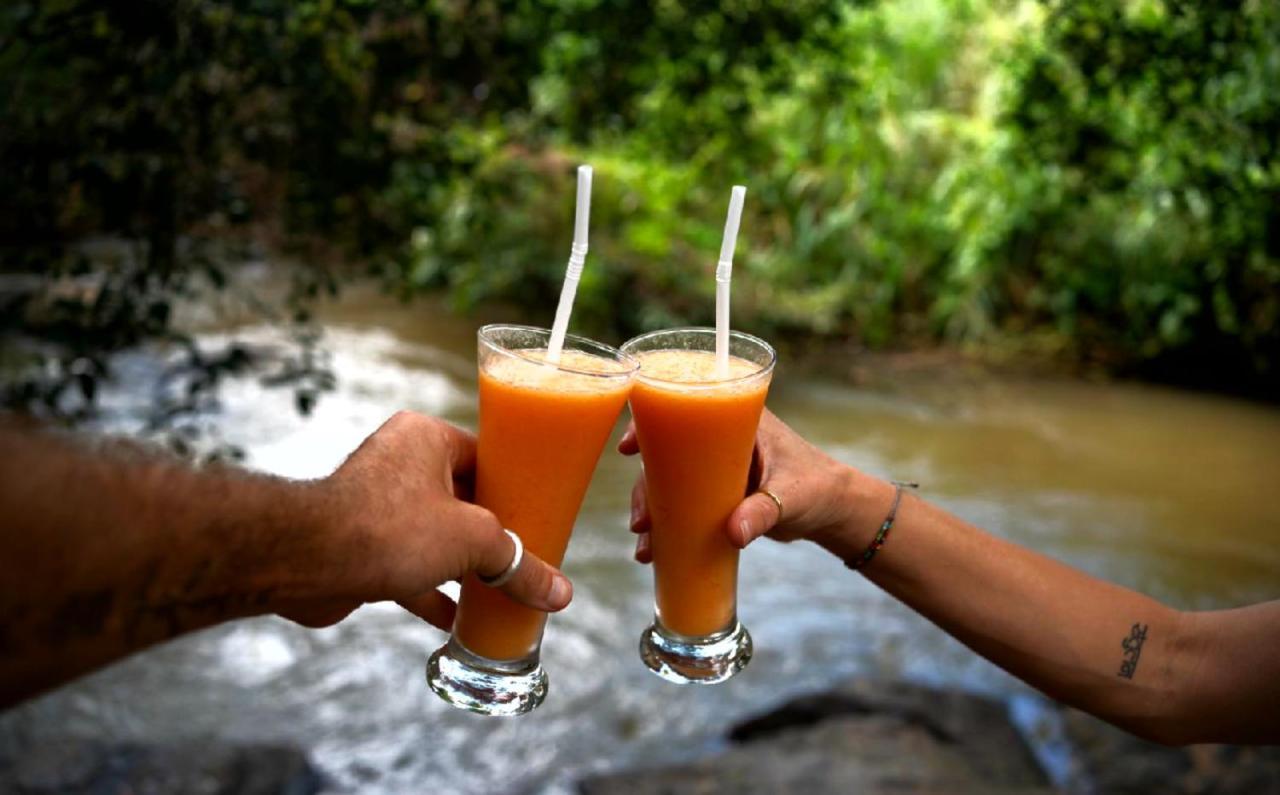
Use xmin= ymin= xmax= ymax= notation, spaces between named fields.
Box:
xmin=426 ymin=324 xmax=636 ymax=715
xmin=621 ymin=327 xmax=775 ymax=683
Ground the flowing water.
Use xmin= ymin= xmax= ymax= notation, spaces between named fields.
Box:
xmin=2 ymin=281 xmax=1278 ymax=793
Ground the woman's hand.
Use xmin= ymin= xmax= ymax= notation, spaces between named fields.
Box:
xmin=619 ymin=409 xmax=891 ymax=562
xmin=281 ymin=411 xmax=573 ymax=630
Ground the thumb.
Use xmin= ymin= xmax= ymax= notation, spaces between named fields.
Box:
xmin=726 ymin=491 xmax=783 ymax=549
xmin=495 ymin=544 xmax=573 ymax=613
xmin=469 ymin=513 xmax=573 ymax=612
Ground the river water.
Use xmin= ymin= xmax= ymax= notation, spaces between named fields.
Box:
xmin=3 ymin=281 xmax=1278 ymax=793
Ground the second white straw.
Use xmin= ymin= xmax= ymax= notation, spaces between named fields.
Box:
xmin=546 ymin=165 xmax=593 ymax=364
xmin=715 ymin=185 xmax=747 ymax=377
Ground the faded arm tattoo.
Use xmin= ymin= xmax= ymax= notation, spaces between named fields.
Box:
xmin=1117 ymin=622 xmax=1149 ymax=680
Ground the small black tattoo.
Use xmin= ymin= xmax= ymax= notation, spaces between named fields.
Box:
xmin=1117 ymin=622 xmax=1148 ymax=679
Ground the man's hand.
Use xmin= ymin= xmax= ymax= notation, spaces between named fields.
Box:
xmin=279 ymin=411 xmax=572 ymax=630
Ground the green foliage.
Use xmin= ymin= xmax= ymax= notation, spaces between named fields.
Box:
xmin=395 ymin=0 xmax=1280 ymax=384
xmin=3 ymin=0 xmax=1278 ymax=389
xmin=999 ymin=0 xmax=1280 ymax=376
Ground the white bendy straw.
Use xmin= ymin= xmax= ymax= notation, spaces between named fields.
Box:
xmin=715 ymin=185 xmax=747 ymax=377
xmin=546 ymin=165 xmax=593 ymax=364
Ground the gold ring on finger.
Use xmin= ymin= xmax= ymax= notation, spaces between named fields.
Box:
xmin=758 ymin=487 xmax=784 ymax=520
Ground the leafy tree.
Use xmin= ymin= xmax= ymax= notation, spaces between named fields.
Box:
xmin=997 ymin=0 xmax=1280 ymax=381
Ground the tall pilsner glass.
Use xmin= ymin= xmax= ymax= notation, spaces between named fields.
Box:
xmin=427 ymin=324 xmax=636 ymax=715
xmin=621 ymin=328 xmax=775 ymax=684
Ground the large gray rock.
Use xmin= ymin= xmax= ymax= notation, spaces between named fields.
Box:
xmin=580 ymin=679 xmax=1054 ymax=795
xmin=0 ymin=740 xmax=327 ymax=795
xmin=1057 ymin=708 xmax=1280 ymax=794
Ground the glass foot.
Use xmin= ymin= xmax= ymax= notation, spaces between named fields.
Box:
xmin=426 ymin=637 xmax=548 ymax=716
xmin=639 ymin=619 xmax=752 ymax=684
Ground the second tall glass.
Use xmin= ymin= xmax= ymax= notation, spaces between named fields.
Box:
xmin=427 ymin=324 xmax=637 ymax=715
xmin=621 ymin=328 xmax=776 ymax=684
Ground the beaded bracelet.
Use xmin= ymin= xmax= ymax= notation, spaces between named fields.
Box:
xmin=846 ymin=480 xmax=919 ymax=571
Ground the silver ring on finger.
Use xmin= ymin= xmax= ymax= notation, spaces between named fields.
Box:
xmin=479 ymin=529 xmax=524 ymax=588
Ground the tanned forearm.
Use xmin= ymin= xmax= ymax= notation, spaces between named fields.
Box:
xmin=0 ymin=419 xmax=331 ymax=708
xmin=1177 ymin=601 xmax=1280 ymax=743
xmin=827 ymin=472 xmax=1279 ymax=745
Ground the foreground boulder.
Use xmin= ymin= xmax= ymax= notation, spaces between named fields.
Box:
xmin=1056 ymin=708 xmax=1280 ymax=794
xmin=580 ymin=679 xmax=1053 ymax=794
xmin=0 ymin=740 xmax=326 ymax=795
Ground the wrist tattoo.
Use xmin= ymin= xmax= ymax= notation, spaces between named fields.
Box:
xmin=1117 ymin=622 xmax=1149 ymax=680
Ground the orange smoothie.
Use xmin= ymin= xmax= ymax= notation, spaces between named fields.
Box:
xmin=452 ymin=348 xmax=632 ymax=661
xmin=628 ymin=350 xmax=771 ymax=637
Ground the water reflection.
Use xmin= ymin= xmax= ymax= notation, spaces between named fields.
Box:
xmin=2 ymin=288 xmax=1277 ymax=793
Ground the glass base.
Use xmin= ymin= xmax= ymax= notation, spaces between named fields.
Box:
xmin=425 ymin=637 xmax=548 ymax=716
xmin=638 ymin=619 xmax=752 ymax=684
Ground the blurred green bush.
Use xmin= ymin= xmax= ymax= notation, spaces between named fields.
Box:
xmin=3 ymin=0 xmax=1277 ymax=386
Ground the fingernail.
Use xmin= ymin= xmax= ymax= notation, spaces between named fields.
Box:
xmin=548 ymin=576 xmax=572 ymax=608
xmin=630 ymin=504 xmax=640 ymax=529
xmin=738 ymin=519 xmax=752 ymax=547
xmin=635 ymin=534 xmax=649 ymax=559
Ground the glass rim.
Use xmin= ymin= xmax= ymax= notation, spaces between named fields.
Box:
xmin=478 ymin=323 xmax=639 ymax=379
xmin=620 ymin=327 xmax=776 ymax=389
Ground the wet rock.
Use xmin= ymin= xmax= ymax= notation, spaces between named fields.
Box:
xmin=0 ymin=740 xmax=328 ymax=795
xmin=579 ymin=679 xmax=1053 ymax=795
xmin=1057 ymin=708 xmax=1280 ymax=794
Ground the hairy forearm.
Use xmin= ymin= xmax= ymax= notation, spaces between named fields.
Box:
xmin=829 ymin=472 xmax=1209 ymax=744
xmin=0 ymin=420 xmax=330 ymax=707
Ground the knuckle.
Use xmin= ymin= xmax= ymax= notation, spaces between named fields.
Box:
xmin=473 ymin=507 xmax=504 ymax=537
xmin=390 ymin=409 xmax=430 ymax=432
xmin=429 ymin=421 xmax=462 ymax=454
xmin=459 ymin=506 xmax=504 ymax=568
xmin=468 ymin=510 xmax=504 ymax=546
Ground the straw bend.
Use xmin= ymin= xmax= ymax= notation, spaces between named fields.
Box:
xmin=566 ymin=242 xmax=588 ymax=279
xmin=547 ymin=165 xmax=594 ymax=364
xmin=714 ymin=185 xmax=747 ymax=376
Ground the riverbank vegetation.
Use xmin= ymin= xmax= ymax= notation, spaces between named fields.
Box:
xmin=3 ymin=0 xmax=1278 ymax=398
